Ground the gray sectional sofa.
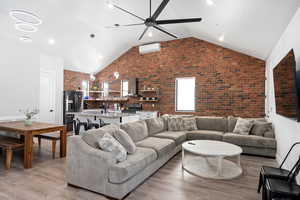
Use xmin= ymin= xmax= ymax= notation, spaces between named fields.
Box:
xmin=66 ymin=116 xmax=276 ymax=199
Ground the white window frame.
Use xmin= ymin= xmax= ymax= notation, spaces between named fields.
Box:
xmin=175 ymin=77 xmax=196 ymax=112
xmin=103 ymin=81 xmax=109 ymax=97
xmin=121 ymin=80 xmax=129 ymax=97
xmin=82 ymin=80 xmax=89 ymax=97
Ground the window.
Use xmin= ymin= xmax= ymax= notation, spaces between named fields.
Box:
xmin=82 ymin=80 xmax=89 ymax=97
xmin=103 ymin=81 xmax=109 ymax=97
xmin=176 ymin=77 xmax=196 ymax=112
xmin=122 ymin=80 xmax=129 ymax=97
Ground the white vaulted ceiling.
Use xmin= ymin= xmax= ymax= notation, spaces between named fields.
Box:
xmin=0 ymin=0 xmax=299 ymax=73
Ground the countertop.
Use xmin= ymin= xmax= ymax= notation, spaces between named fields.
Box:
xmin=67 ymin=110 xmax=137 ymax=119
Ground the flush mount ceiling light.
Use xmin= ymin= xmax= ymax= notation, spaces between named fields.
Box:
xmin=206 ymin=0 xmax=214 ymax=6
xmin=148 ymin=30 xmax=153 ymax=37
xmin=15 ymin=22 xmax=38 ymax=32
xmin=106 ymin=0 xmax=114 ymax=9
xmin=48 ymin=38 xmax=55 ymax=45
xmin=9 ymin=10 xmax=42 ymax=25
xmin=218 ymin=34 xmax=225 ymax=42
xmin=19 ymin=36 xmax=32 ymax=42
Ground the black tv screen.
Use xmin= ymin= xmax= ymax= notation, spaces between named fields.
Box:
xmin=273 ymin=49 xmax=300 ymax=122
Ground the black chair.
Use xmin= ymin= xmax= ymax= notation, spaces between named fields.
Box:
xmin=99 ymin=119 xmax=110 ymax=127
xmin=262 ymin=159 xmax=300 ymax=200
xmin=258 ymin=142 xmax=300 ymax=193
xmin=73 ymin=119 xmax=88 ymax=135
xmin=87 ymin=118 xmax=100 ymax=130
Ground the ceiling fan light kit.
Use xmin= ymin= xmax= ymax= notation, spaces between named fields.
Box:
xmin=107 ymin=0 xmax=202 ymax=40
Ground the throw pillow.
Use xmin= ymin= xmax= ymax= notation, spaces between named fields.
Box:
xmin=114 ymin=129 xmax=136 ymax=154
xmin=98 ymin=133 xmax=127 ymax=162
xmin=167 ymin=117 xmax=183 ymax=131
xmin=233 ymin=118 xmax=254 ymax=135
xmin=251 ymin=122 xmax=272 ymax=137
xmin=182 ymin=118 xmax=197 ymax=131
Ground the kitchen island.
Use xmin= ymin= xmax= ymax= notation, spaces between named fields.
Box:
xmin=68 ymin=109 xmax=140 ymax=124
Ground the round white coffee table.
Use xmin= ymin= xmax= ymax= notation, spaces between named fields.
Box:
xmin=182 ymin=140 xmax=243 ymax=179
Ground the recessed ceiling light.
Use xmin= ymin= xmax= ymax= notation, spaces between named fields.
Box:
xmin=98 ymin=54 xmax=103 ymax=60
xmin=9 ymin=10 xmax=42 ymax=25
xmin=19 ymin=36 xmax=32 ymax=42
xmin=218 ymin=34 xmax=225 ymax=42
xmin=106 ymin=1 xmax=114 ymax=9
xmin=206 ymin=0 xmax=214 ymax=6
xmin=15 ymin=22 xmax=38 ymax=32
xmin=48 ymin=38 xmax=55 ymax=45
xmin=148 ymin=31 xmax=153 ymax=37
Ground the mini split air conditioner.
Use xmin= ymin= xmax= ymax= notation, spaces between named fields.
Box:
xmin=139 ymin=43 xmax=161 ymax=54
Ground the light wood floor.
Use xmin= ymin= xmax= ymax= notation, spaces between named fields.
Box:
xmin=0 ymin=140 xmax=276 ymax=200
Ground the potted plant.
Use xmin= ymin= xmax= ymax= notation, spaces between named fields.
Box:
xmin=19 ymin=108 xmax=39 ymax=126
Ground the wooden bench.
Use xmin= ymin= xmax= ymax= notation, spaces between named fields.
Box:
xmin=35 ymin=132 xmax=72 ymax=159
xmin=0 ymin=136 xmax=24 ymax=169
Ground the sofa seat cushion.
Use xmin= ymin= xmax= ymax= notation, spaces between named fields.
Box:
xmin=121 ymin=121 xmax=148 ymax=143
xmin=223 ymin=133 xmax=276 ymax=149
xmin=153 ymin=131 xmax=187 ymax=145
xmin=109 ymin=147 xmax=157 ymax=184
xmin=136 ymin=137 xmax=176 ymax=158
xmin=186 ymin=130 xmax=223 ymax=141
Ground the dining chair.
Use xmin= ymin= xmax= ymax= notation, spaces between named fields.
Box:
xmin=258 ymin=142 xmax=300 ymax=193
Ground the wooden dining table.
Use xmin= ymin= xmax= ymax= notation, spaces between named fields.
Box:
xmin=0 ymin=121 xmax=66 ymax=169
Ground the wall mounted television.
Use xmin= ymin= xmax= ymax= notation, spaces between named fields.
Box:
xmin=273 ymin=49 xmax=300 ymax=122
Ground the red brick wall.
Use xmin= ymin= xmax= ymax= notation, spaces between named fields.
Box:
xmin=64 ymin=70 xmax=92 ymax=91
xmin=96 ymin=37 xmax=266 ymax=117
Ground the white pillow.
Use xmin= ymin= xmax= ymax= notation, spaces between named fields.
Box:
xmin=98 ymin=133 xmax=127 ymax=162
xmin=233 ymin=118 xmax=254 ymax=135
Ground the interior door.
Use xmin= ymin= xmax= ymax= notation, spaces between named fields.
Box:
xmin=39 ymin=70 xmax=56 ymax=123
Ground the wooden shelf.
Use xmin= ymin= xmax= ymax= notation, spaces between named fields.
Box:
xmin=89 ymin=91 xmax=104 ymax=93
xmin=109 ymin=90 xmax=121 ymax=93
xmin=139 ymin=90 xmax=158 ymax=92
xmin=84 ymin=98 xmax=128 ymax=102
xmin=139 ymin=100 xmax=159 ymax=102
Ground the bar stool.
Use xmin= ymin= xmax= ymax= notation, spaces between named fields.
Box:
xmin=87 ymin=119 xmax=100 ymax=130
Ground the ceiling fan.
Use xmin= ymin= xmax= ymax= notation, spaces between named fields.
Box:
xmin=106 ymin=0 xmax=202 ymax=40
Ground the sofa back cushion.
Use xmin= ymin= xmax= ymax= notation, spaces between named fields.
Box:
xmin=196 ymin=117 xmax=227 ymax=132
xmin=145 ymin=118 xmax=166 ymax=135
xmin=227 ymin=116 xmax=238 ymax=132
xmin=121 ymin=121 xmax=148 ymax=143
xmin=251 ymin=122 xmax=272 ymax=137
xmin=114 ymin=129 xmax=136 ymax=154
xmin=82 ymin=124 xmax=120 ymax=148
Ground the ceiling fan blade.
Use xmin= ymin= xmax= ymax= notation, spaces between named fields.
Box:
xmin=153 ymin=25 xmax=177 ymax=39
xmin=152 ymin=0 xmax=170 ymax=20
xmin=156 ymin=18 xmax=202 ymax=25
xmin=138 ymin=27 xmax=149 ymax=40
xmin=112 ymin=4 xmax=145 ymax=21
xmin=105 ymin=23 xmax=145 ymax=28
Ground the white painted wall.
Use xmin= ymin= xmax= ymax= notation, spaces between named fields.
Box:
xmin=0 ymin=38 xmax=40 ymax=120
xmin=0 ymin=37 xmax=64 ymax=124
xmin=266 ymin=7 xmax=300 ymax=182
